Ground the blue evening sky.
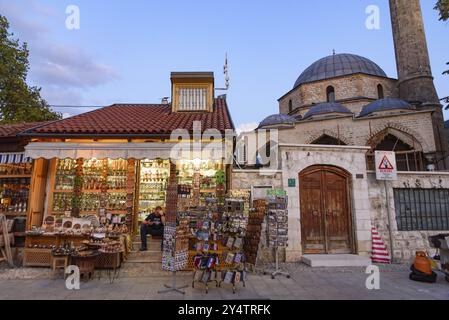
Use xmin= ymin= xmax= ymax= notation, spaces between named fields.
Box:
xmin=1 ymin=0 xmax=448 ymax=131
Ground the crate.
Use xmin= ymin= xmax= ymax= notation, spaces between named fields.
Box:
xmin=23 ymin=248 xmax=52 ymax=267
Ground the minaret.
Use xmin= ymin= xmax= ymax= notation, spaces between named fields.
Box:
xmin=390 ymin=0 xmax=448 ymax=169
xmin=389 ymin=0 xmax=439 ymax=104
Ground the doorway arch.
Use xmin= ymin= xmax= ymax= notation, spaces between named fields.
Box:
xmin=299 ymin=165 xmax=354 ymax=254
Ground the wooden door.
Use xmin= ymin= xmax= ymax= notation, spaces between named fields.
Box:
xmin=300 ymin=166 xmax=353 ymax=254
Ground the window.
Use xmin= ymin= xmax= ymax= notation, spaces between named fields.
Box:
xmin=177 ymin=87 xmax=208 ymax=111
xmin=367 ymin=134 xmax=424 ymax=171
xmin=311 ymin=134 xmax=346 ymax=146
xmin=236 ymin=137 xmax=248 ymax=165
xmin=288 ymin=100 xmax=293 ymax=113
xmin=394 ymin=188 xmax=449 ymax=231
xmin=377 ymin=84 xmax=384 ymax=99
xmin=326 ymin=86 xmax=335 ymax=103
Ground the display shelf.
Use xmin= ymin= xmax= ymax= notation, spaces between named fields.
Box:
xmin=106 ymin=189 xmax=127 ymax=193
xmin=105 ymin=210 xmax=128 ymax=215
xmin=52 ymin=189 xmax=73 ymax=193
xmin=2 ymin=211 xmax=28 ymax=216
xmin=0 ymin=175 xmax=32 ymax=179
xmin=80 ymin=189 xmax=102 ymax=193
xmin=79 ymin=211 xmax=99 ymax=215
xmin=49 ymin=212 xmax=68 ymax=216
xmin=200 ymin=189 xmax=216 ymax=193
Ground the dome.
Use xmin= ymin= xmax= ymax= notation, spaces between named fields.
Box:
xmin=294 ymin=53 xmax=387 ymax=88
xmin=303 ymin=102 xmax=352 ymax=120
xmin=359 ymin=98 xmax=413 ymax=117
xmin=258 ymin=114 xmax=296 ymax=128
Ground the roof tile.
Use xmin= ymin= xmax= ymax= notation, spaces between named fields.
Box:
xmin=25 ymin=98 xmax=234 ymax=136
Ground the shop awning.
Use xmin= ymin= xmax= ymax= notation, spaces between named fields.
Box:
xmin=25 ymin=142 xmax=232 ymax=161
xmin=0 ymin=152 xmax=32 ymax=164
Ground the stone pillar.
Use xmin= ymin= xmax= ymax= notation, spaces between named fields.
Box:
xmin=390 ymin=0 xmax=449 ymax=169
xmin=389 ymin=0 xmax=438 ymax=103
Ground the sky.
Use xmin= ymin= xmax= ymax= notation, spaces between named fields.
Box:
xmin=1 ymin=0 xmax=448 ymax=132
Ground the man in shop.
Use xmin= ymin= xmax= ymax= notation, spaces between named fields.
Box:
xmin=140 ymin=206 xmax=165 ymax=251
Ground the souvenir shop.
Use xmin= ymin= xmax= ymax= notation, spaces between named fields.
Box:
xmin=21 ymin=144 xmax=280 ymax=291
xmin=21 ymin=141 xmax=231 ymax=272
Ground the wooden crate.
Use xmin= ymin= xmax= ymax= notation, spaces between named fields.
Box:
xmin=23 ymin=248 xmax=52 ymax=267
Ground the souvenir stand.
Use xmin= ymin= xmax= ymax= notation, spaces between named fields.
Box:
xmin=263 ymin=190 xmax=290 ymax=279
xmin=159 ymin=162 xmax=189 ymax=295
xmin=243 ymin=199 xmax=266 ymax=269
xmin=189 ymin=189 xmax=250 ymax=294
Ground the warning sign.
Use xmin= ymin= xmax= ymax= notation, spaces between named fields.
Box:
xmin=375 ymin=151 xmax=397 ymax=181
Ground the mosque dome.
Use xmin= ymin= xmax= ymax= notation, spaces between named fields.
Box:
xmin=359 ymin=98 xmax=413 ymax=117
xmin=258 ymin=114 xmax=296 ymax=128
xmin=294 ymin=53 xmax=387 ymax=88
xmin=303 ymin=102 xmax=352 ymax=120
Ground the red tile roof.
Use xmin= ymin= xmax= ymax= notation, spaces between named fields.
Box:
xmin=0 ymin=122 xmax=51 ymax=138
xmin=23 ymin=98 xmax=235 ymax=137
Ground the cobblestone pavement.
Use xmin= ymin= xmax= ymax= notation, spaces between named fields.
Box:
xmin=0 ymin=263 xmax=448 ymax=300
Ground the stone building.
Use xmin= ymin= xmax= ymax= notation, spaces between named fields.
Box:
xmin=233 ymin=0 xmax=449 ymax=264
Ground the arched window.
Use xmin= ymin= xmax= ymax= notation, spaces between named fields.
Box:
xmin=367 ymin=133 xmax=423 ymax=171
xmin=288 ymin=100 xmax=293 ymax=113
xmin=377 ymin=84 xmax=384 ymax=99
xmin=311 ymin=134 xmax=346 ymax=146
xmin=326 ymin=86 xmax=335 ymax=103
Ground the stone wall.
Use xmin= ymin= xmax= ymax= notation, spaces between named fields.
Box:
xmin=367 ymin=171 xmax=449 ymax=263
xmin=231 ymin=170 xmax=283 ymax=191
xmin=276 ymin=110 xmax=436 ymax=153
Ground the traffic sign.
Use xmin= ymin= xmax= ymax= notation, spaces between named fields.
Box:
xmin=375 ymin=151 xmax=397 ymax=181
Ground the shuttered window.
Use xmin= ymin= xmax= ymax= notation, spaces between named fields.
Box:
xmin=393 ymin=188 xmax=449 ymax=231
xmin=177 ymin=87 xmax=208 ymax=111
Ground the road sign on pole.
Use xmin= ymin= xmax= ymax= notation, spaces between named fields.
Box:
xmin=375 ymin=151 xmax=397 ymax=181
xmin=374 ymin=150 xmax=397 ymax=263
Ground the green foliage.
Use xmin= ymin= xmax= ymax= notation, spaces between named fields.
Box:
xmin=435 ymin=0 xmax=449 ymax=21
xmin=0 ymin=15 xmax=61 ymax=124
xmin=215 ymin=169 xmax=226 ymax=185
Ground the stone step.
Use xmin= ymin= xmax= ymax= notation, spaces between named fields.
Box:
xmin=132 ymin=241 xmax=161 ymax=251
xmin=301 ymin=254 xmax=372 ymax=267
xmin=127 ymin=251 xmax=162 ymax=263
xmin=132 ymin=235 xmax=163 ymax=243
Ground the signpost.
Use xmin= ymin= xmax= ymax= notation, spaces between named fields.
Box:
xmin=375 ymin=151 xmax=397 ymax=263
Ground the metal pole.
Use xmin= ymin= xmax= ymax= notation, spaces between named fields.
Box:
xmin=384 ymin=180 xmax=395 ymax=264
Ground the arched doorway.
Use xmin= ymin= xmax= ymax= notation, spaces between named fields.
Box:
xmin=299 ymin=165 xmax=353 ymax=254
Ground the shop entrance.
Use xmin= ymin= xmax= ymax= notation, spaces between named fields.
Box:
xmin=299 ymin=165 xmax=353 ymax=254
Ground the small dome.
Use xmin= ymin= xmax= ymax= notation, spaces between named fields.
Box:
xmin=359 ymin=98 xmax=413 ymax=117
xmin=303 ymin=102 xmax=352 ymax=120
xmin=294 ymin=53 xmax=387 ymax=88
xmin=258 ymin=114 xmax=296 ymax=128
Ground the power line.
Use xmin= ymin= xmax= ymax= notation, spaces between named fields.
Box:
xmin=0 ymin=102 xmax=105 ymax=109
